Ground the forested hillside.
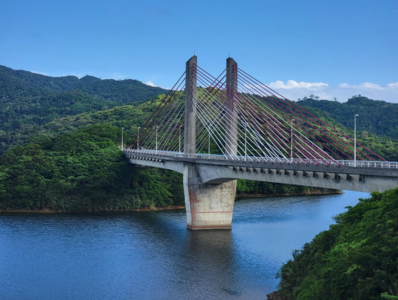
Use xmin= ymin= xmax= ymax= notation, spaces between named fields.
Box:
xmin=0 ymin=65 xmax=167 ymax=101
xmin=3 ymin=94 xmax=397 ymax=161
xmin=298 ymin=96 xmax=398 ymax=139
xmin=0 ymin=124 xmax=335 ymax=211
xmin=275 ymin=187 xmax=398 ymax=300
xmin=0 ymin=94 xmax=165 ymax=154
xmin=0 ymin=65 xmax=167 ymax=150
xmin=0 ymin=125 xmax=184 ymax=211
xmin=299 ymin=105 xmax=398 ymax=162
xmin=0 ymin=65 xmax=168 ymax=152
xmin=3 ymin=92 xmax=398 ymax=162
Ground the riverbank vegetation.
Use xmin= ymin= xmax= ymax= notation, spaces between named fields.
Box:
xmin=0 ymin=124 xmax=337 ymax=212
xmin=276 ymin=187 xmax=398 ymax=300
xmin=0 ymin=125 xmax=184 ymax=211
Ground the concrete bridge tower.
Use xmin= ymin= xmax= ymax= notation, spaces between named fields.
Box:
xmin=183 ymin=56 xmax=238 ymax=230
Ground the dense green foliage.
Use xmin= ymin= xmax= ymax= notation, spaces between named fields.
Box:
xmin=0 ymin=124 xmax=336 ymax=211
xmin=0 ymin=125 xmax=184 ymax=211
xmin=277 ymin=188 xmax=398 ymax=300
xmin=0 ymin=65 xmax=167 ymax=152
xmin=298 ymin=95 xmax=398 ymax=139
xmin=0 ymin=65 xmax=166 ymax=102
xmin=1 ymin=96 xmax=164 ymax=154
xmin=299 ymin=105 xmax=398 ymax=162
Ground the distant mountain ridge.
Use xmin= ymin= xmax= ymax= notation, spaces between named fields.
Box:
xmin=1 ymin=64 xmax=398 ymax=160
xmin=297 ymin=96 xmax=398 ymax=139
xmin=0 ymin=65 xmax=168 ymax=152
xmin=0 ymin=65 xmax=167 ymax=103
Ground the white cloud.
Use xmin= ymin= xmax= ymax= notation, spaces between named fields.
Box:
xmin=145 ymin=81 xmax=156 ymax=87
xmin=267 ymin=80 xmax=398 ymax=103
xmin=339 ymin=82 xmax=384 ymax=90
xmin=387 ymin=82 xmax=398 ymax=89
xmin=269 ymin=80 xmax=328 ymax=90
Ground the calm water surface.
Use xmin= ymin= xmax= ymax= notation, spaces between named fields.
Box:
xmin=0 ymin=191 xmax=369 ymax=299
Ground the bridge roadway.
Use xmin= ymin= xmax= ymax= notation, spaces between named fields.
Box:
xmin=124 ymin=150 xmax=398 ymax=193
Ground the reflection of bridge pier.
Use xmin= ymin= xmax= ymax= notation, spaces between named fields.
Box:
xmin=184 ymin=56 xmax=238 ymax=230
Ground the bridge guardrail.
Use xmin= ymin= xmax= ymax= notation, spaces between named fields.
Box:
xmin=124 ymin=149 xmax=398 ymax=169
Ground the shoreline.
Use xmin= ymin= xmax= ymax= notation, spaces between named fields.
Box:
xmin=0 ymin=190 xmax=343 ymax=214
xmin=0 ymin=205 xmax=186 ymax=214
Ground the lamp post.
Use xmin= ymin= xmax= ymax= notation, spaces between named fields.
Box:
xmin=156 ymin=126 xmax=158 ymax=154
xmin=137 ymin=127 xmax=140 ymax=150
xmin=121 ymin=127 xmax=124 ymax=151
xmin=208 ymin=133 xmax=211 ymax=158
xmin=291 ymin=119 xmax=295 ymax=162
xmin=244 ymin=121 xmax=247 ymax=161
xmin=290 ymin=119 xmax=296 ymax=162
xmin=354 ymin=114 xmax=359 ymax=167
xmin=179 ymin=126 xmax=182 ymax=153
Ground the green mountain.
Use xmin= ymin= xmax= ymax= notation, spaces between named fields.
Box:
xmin=0 ymin=65 xmax=168 ymax=152
xmin=0 ymin=94 xmax=166 ymax=154
xmin=297 ymin=96 xmax=398 ymax=139
xmin=2 ymin=92 xmax=398 ymax=162
xmin=0 ymin=65 xmax=167 ymax=101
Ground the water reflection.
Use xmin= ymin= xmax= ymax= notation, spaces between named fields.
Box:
xmin=0 ymin=191 xmax=369 ymax=299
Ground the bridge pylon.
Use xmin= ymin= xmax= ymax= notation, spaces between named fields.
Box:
xmin=183 ymin=56 xmax=237 ymax=230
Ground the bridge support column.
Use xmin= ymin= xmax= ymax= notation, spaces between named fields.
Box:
xmin=184 ymin=163 xmax=236 ymax=230
xmin=183 ymin=56 xmax=238 ymax=230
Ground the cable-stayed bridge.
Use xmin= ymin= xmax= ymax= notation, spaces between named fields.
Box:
xmin=124 ymin=56 xmax=398 ymax=230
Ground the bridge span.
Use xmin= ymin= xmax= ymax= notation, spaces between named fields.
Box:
xmin=124 ymin=56 xmax=398 ymax=230
xmin=125 ymin=150 xmax=398 ymax=194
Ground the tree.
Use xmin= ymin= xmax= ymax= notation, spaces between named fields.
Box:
xmin=12 ymin=120 xmax=20 ymax=131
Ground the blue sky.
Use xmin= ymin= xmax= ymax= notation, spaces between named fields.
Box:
xmin=1 ymin=0 xmax=397 ymax=102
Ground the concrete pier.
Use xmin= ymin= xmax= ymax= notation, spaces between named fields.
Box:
xmin=184 ymin=163 xmax=236 ymax=230
xmin=183 ymin=56 xmax=238 ymax=230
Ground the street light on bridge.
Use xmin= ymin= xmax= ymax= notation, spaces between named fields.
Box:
xmin=291 ymin=119 xmax=296 ymax=162
xmin=179 ymin=126 xmax=182 ymax=153
xmin=137 ymin=127 xmax=140 ymax=150
xmin=121 ymin=127 xmax=124 ymax=151
xmin=156 ymin=126 xmax=159 ymax=154
xmin=244 ymin=121 xmax=247 ymax=161
xmin=354 ymin=114 xmax=359 ymax=167
xmin=208 ymin=132 xmax=211 ymax=158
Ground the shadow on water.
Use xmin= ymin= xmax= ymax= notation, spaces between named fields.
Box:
xmin=113 ymin=210 xmax=243 ymax=299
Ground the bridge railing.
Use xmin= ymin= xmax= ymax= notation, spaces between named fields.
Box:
xmin=124 ymin=149 xmax=398 ymax=169
xmin=336 ymin=160 xmax=398 ymax=169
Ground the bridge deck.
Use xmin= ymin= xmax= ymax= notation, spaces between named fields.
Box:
xmin=124 ymin=149 xmax=398 ymax=178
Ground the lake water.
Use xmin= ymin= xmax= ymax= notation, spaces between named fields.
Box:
xmin=0 ymin=191 xmax=369 ymax=299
